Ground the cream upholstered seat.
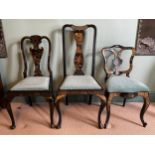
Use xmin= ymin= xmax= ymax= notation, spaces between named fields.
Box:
xmin=60 ymin=75 xmax=101 ymax=90
xmin=11 ymin=77 xmax=50 ymax=91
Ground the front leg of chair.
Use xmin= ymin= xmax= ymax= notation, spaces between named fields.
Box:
xmin=55 ymin=94 xmax=66 ymax=129
xmin=47 ymin=97 xmax=55 ymax=128
xmin=96 ymin=94 xmax=107 ymax=129
xmin=5 ymin=97 xmax=16 ymax=129
xmin=140 ymin=92 xmax=150 ymax=127
xmin=104 ymin=101 xmax=111 ymax=129
xmin=98 ymin=101 xmax=106 ymax=129
xmin=104 ymin=94 xmax=112 ymax=129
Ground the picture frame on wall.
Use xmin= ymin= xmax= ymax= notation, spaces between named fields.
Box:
xmin=135 ymin=19 xmax=155 ymax=55
xmin=0 ymin=19 xmax=7 ymax=58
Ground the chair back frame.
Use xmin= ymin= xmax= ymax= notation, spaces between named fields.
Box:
xmin=62 ymin=24 xmax=97 ymax=78
xmin=101 ymin=45 xmax=136 ymax=81
xmin=21 ymin=35 xmax=52 ymax=78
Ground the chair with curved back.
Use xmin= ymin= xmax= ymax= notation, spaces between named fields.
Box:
xmin=6 ymin=35 xmax=55 ymax=129
xmin=101 ymin=45 xmax=150 ymax=127
xmin=55 ymin=24 xmax=108 ymax=129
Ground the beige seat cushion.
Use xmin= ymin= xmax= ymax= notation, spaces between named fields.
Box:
xmin=11 ymin=77 xmax=50 ymax=91
xmin=60 ymin=75 xmax=101 ymax=90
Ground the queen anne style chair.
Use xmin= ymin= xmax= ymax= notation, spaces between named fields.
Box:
xmin=55 ymin=24 xmax=108 ymax=129
xmin=5 ymin=35 xmax=54 ymax=129
xmin=101 ymin=45 xmax=150 ymax=127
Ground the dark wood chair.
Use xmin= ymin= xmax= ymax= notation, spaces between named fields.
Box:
xmin=101 ymin=45 xmax=150 ymax=127
xmin=6 ymin=35 xmax=55 ymax=129
xmin=55 ymin=24 xmax=108 ymax=129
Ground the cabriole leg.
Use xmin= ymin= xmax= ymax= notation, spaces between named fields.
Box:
xmin=104 ymin=94 xmax=113 ymax=129
xmin=48 ymin=97 xmax=55 ymax=128
xmin=140 ymin=92 xmax=150 ymax=127
xmin=55 ymin=95 xmax=66 ymax=129
xmin=5 ymin=98 xmax=16 ymax=129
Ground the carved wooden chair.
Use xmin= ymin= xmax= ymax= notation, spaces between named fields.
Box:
xmin=55 ymin=24 xmax=108 ymax=129
xmin=6 ymin=35 xmax=54 ymax=129
xmin=101 ymin=45 xmax=150 ymax=127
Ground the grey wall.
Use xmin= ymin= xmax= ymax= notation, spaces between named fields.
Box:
xmin=0 ymin=19 xmax=155 ymax=95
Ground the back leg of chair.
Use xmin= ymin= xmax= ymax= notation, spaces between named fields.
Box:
xmin=5 ymin=97 xmax=16 ymax=129
xmin=123 ymin=98 xmax=127 ymax=107
xmin=88 ymin=95 xmax=92 ymax=105
xmin=26 ymin=96 xmax=33 ymax=106
xmin=65 ymin=96 xmax=69 ymax=105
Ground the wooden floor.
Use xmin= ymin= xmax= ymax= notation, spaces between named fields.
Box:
xmin=0 ymin=100 xmax=155 ymax=135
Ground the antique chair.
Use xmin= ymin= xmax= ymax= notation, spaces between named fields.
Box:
xmin=6 ymin=35 xmax=54 ymax=129
xmin=101 ymin=45 xmax=150 ymax=127
xmin=55 ymin=24 xmax=108 ymax=129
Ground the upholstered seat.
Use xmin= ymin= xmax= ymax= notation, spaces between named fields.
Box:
xmin=60 ymin=75 xmax=101 ymax=90
xmin=11 ymin=77 xmax=50 ymax=91
xmin=106 ymin=75 xmax=149 ymax=93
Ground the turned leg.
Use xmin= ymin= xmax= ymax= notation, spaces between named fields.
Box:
xmin=123 ymin=98 xmax=127 ymax=107
xmin=48 ymin=97 xmax=55 ymax=128
xmin=140 ymin=92 xmax=150 ymax=127
xmin=55 ymin=94 xmax=66 ymax=129
xmin=5 ymin=98 xmax=16 ymax=129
